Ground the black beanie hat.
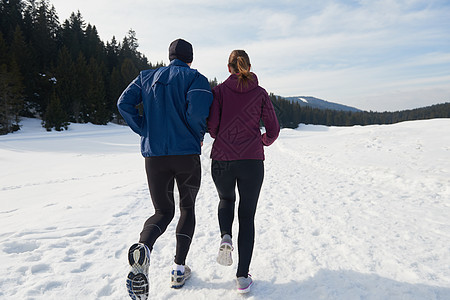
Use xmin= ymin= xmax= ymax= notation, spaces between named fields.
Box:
xmin=169 ymin=39 xmax=193 ymax=64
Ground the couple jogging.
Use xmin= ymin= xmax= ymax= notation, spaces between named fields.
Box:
xmin=117 ymin=38 xmax=279 ymax=299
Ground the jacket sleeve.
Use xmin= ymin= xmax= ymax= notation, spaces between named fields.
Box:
xmin=261 ymin=91 xmax=280 ymax=146
xmin=207 ymin=86 xmax=221 ymax=139
xmin=186 ymin=73 xmax=213 ymax=141
xmin=117 ymin=74 xmax=143 ymax=136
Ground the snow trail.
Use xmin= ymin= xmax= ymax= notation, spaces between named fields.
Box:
xmin=0 ymin=118 xmax=449 ymax=299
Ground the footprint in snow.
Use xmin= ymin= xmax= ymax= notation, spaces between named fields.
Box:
xmin=66 ymin=228 xmax=95 ymax=237
xmin=312 ymin=229 xmax=321 ymax=236
xmin=3 ymin=241 xmax=39 ymax=254
xmin=71 ymin=262 xmax=92 ymax=273
xmin=31 ymin=263 xmax=51 ymax=274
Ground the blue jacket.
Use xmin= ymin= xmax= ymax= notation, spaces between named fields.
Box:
xmin=117 ymin=59 xmax=213 ymax=157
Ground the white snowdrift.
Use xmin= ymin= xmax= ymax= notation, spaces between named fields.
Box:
xmin=1 ymin=118 xmax=449 ymax=299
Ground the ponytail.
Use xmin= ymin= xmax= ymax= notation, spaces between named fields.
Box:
xmin=228 ymin=50 xmax=254 ymax=88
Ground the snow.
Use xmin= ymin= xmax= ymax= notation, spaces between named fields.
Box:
xmin=298 ymin=97 xmax=308 ymax=103
xmin=1 ymin=118 xmax=449 ymax=299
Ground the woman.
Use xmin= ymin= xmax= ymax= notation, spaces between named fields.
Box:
xmin=207 ymin=50 xmax=280 ymax=293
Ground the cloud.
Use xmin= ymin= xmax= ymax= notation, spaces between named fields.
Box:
xmin=49 ymin=0 xmax=450 ymax=111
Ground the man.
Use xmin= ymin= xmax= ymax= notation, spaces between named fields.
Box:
xmin=117 ymin=38 xmax=212 ymax=299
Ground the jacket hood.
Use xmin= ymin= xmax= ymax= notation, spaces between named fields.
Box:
xmin=223 ymin=73 xmax=259 ymax=93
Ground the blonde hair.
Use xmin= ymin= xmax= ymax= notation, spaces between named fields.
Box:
xmin=228 ymin=50 xmax=253 ymax=88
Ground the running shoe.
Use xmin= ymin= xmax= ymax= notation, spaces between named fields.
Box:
xmin=236 ymin=274 xmax=253 ymax=294
xmin=126 ymin=243 xmax=150 ymax=300
xmin=170 ymin=265 xmax=191 ymax=289
xmin=217 ymin=234 xmax=233 ymax=266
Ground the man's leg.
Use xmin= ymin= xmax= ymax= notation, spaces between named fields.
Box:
xmin=139 ymin=157 xmax=176 ymax=250
xmin=173 ymin=155 xmax=201 ymax=265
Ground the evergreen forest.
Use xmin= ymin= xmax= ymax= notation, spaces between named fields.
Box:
xmin=1 ymin=0 xmax=449 ymax=135
xmin=0 ymin=0 xmax=162 ymax=133
xmin=269 ymin=95 xmax=450 ymax=129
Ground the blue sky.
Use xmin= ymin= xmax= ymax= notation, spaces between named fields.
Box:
xmin=50 ymin=0 xmax=450 ymax=111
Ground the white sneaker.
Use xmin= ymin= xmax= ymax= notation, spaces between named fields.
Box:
xmin=236 ymin=274 xmax=253 ymax=294
xmin=170 ymin=265 xmax=191 ymax=289
xmin=217 ymin=234 xmax=233 ymax=266
xmin=126 ymin=243 xmax=150 ymax=300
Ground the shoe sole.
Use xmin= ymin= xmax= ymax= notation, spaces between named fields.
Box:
xmin=217 ymin=243 xmax=233 ymax=266
xmin=127 ymin=272 xmax=149 ymax=299
xmin=127 ymin=243 xmax=150 ymax=299
xmin=128 ymin=243 xmax=150 ymax=267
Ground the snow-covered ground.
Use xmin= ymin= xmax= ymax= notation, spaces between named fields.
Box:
xmin=1 ymin=118 xmax=449 ymax=299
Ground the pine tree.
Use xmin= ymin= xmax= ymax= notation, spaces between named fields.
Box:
xmin=43 ymin=88 xmax=68 ymax=131
xmin=21 ymin=0 xmax=35 ymax=42
xmin=106 ymin=36 xmax=119 ymax=70
xmin=0 ymin=61 xmax=25 ymax=134
xmin=0 ymin=64 xmax=11 ymax=134
xmin=85 ymin=24 xmax=104 ymax=62
xmin=0 ymin=31 xmax=7 ymax=66
xmin=8 ymin=59 xmax=24 ymax=127
xmin=53 ymin=46 xmax=75 ymax=115
xmin=121 ymin=29 xmax=138 ymax=59
xmin=85 ymin=57 xmax=109 ymax=124
xmin=72 ymin=52 xmax=88 ymax=122
xmin=120 ymin=58 xmax=138 ymax=87
xmin=10 ymin=25 xmax=34 ymax=100
xmin=209 ymin=77 xmax=218 ymax=89
xmin=61 ymin=11 xmax=85 ymax=60
xmin=32 ymin=0 xmax=59 ymax=70
xmin=109 ymin=66 xmax=123 ymax=122
xmin=0 ymin=0 xmax=24 ymax=42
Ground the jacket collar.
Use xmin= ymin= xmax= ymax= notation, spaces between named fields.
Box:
xmin=170 ymin=59 xmax=190 ymax=67
xmin=224 ymin=73 xmax=259 ymax=93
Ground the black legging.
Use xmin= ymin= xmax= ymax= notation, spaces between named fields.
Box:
xmin=211 ymin=159 xmax=264 ymax=277
xmin=140 ymin=155 xmax=201 ymax=265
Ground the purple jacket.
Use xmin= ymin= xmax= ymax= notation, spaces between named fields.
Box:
xmin=207 ymin=73 xmax=280 ymax=161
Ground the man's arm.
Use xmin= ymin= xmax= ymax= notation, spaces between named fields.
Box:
xmin=186 ymin=73 xmax=213 ymax=141
xmin=117 ymin=75 xmax=143 ymax=135
xmin=207 ymin=86 xmax=221 ymax=139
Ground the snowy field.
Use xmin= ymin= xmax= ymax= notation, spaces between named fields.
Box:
xmin=1 ymin=118 xmax=449 ymax=300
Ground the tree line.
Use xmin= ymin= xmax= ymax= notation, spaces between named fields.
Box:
xmin=269 ymin=94 xmax=450 ymax=128
xmin=1 ymin=0 xmax=449 ymax=135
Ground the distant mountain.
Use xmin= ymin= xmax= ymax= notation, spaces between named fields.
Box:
xmin=283 ymin=96 xmax=362 ymax=112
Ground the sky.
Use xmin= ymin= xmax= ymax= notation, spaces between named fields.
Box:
xmin=48 ymin=0 xmax=450 ymax=112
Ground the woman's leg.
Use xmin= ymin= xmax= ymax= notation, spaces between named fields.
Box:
xmin=235 ymin=160 xmax=264 ymax=278
xmin=212 ymin=160 xmax=237 ymax=237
